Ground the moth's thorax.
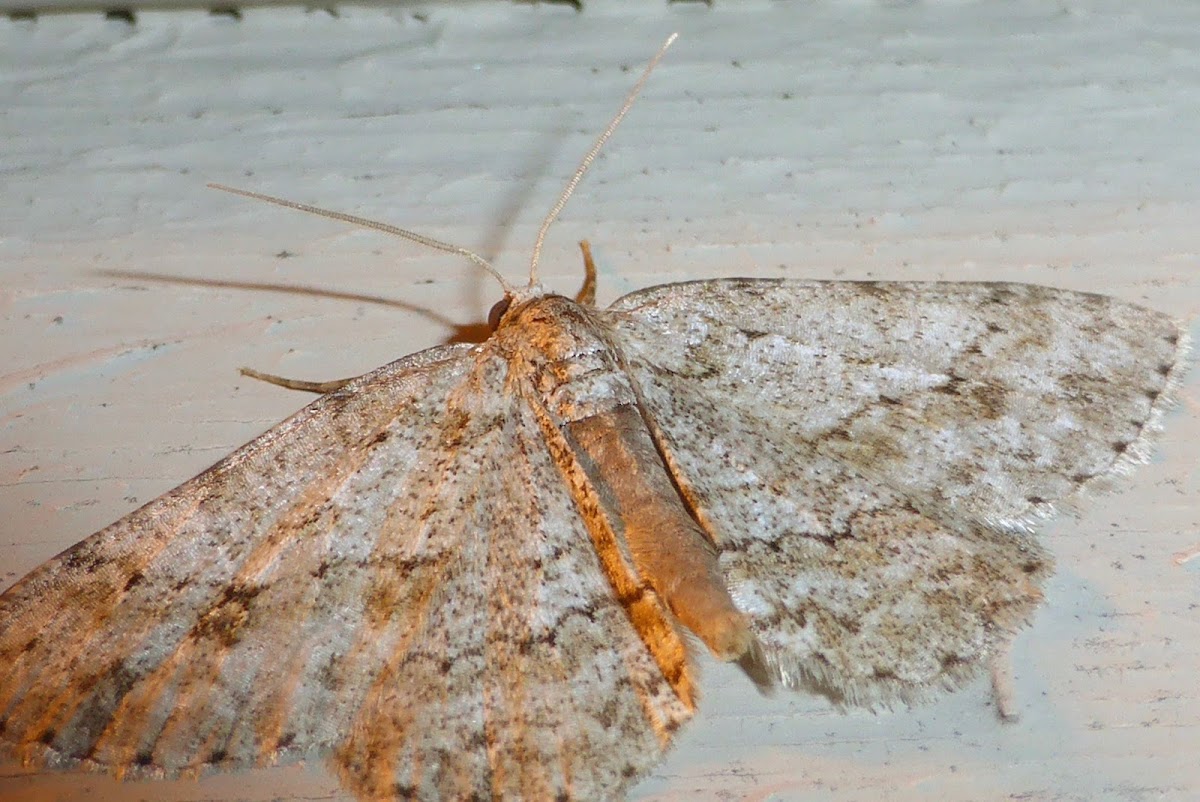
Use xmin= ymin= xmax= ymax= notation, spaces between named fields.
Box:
xmin=496 ymin=294 xmax=638 ymax=424
xmin=497 ymin=296 xmax=753 ymax=664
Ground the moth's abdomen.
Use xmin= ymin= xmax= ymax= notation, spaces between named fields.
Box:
xmin=503 ymin=295 xmax=753 ymax=662
xmin=566 ymin=406 xmax=753 ymax=663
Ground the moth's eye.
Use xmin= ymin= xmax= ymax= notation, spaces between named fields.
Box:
xmin=488 ymin=298 xmax=512 ymax=331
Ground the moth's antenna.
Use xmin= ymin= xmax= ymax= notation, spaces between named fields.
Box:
xmin=528 ymin=32 xmax=678 ymax=287
xmin=207 ymin=183 xmax=515 ymax=295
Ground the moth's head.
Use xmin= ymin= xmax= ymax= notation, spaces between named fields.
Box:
xmin=487 ymin=296 xmax=512 ymax=332
xmin=487 ymin=283 xmax=554 ymax=332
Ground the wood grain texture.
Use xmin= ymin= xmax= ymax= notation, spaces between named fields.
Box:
xmin=2 ymin=3 xmax=1198 ymax=800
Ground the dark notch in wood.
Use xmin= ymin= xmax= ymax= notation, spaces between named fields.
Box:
xmin=514 ymin=0 xmax=582 ymax=11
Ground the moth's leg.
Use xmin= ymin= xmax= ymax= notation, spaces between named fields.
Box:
xmin=1173 ymin=541 xmax=1200 ymax=566
xmin=575 ymin=240 xmax=597 ymax=307
xmin=239 ymin=366 xmax=354 ymax=394
xmin=988 ymin=636 xmax=1019 ymax=722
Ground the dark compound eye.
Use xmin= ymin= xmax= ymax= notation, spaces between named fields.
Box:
xmin=487 ymin=297 xmax=512 ymax=331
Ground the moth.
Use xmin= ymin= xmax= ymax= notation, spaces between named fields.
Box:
xmin=0 ymin=35 xmax=1188 ymax=802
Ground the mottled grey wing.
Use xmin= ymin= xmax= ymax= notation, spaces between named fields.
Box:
xmin=607 ymin=279 xmax=1185 ymax=705
xmin=0 ymin=341 xmax=689 ymax=799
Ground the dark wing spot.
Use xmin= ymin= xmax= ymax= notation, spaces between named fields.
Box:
xmin=940 ymin=653 xmax=969 ymax=670
xmin=934 ymin=374 xmax=968 ymax=395
xmin=123 ymin=571 xmax=146 ymax=592
xmin=189 ymin=582 xmax=264 ymax=647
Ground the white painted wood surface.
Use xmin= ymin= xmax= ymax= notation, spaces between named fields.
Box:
xmin=2 ymin=3 xmax=1197 ymax=800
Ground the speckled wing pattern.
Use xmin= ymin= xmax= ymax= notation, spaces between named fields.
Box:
xmin=609 ymin=279 xmax=1186 ymax=706
xmin=0 ymin=276 xmax=1186 ymax=800
xmin=0 ymin=340 xmax=690 ymax=799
